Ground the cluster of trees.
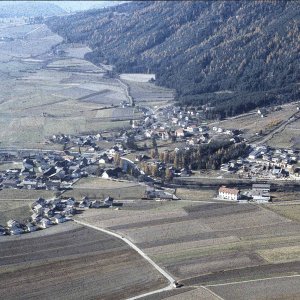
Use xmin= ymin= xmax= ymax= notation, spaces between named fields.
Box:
xmin=47 ymin=1 xmax=299 ymax=118
xmin=139 ymin=141 xmax=249 ymax=180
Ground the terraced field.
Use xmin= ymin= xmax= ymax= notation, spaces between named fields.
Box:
xmin=0 ymin=222 xmax=167 ymax=300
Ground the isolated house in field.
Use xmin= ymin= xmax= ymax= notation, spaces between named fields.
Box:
xmin=218 ymin=186 xmax=241 ymax=201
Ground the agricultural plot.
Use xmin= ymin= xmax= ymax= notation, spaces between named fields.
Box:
xmin=0 ymin=222 xmax=167 ymax=300
xmin=0 ymin=23 xmax=131 ymax=148
xmin=267 ymin=117 xmax=300 ymax=149
xmin=212 ymin=102 xmax=299 ymax=140
xmin=123 ymin=79 xmax=175 ymax=107
xmin=208 ymin=275 xmax=300 ymax=300
xmin=0 ymin=189 xmax=54 ymax=224
xmin=63 ymin=177 xmax=146 ymax=200
xmin=264 ymin=203 xmax=300 ymax=222
xmin=77 ymin=200 xmax=300 ymax=293
xmin=120 ymin=73 xmax=155 ymax=82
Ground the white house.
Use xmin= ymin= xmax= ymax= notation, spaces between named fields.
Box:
xmin=38 ymin=218 xmax=51 ymax=229
xmin=218 ymin=186 xmax=241 ymax=201
xmin=51 ymin=214 xmax=66 ymax=224
xmin=26 ymin=222 xmax=37 ymax=232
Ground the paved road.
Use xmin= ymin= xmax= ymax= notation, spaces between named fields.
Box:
xmin=73 ymin=220 xmax=176 ymax=300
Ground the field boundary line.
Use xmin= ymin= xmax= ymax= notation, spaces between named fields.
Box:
xmin=73 ymin=220 xmax=175 ymax=299
xmin=200 ymin=286 xmax=225 ymax=300
xmin=205 ymin=274 xmax=300 ymax=287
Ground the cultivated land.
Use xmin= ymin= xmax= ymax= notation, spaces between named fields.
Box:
xmin=75 ymin=201 xmax=300 ymax=299
xmin=0 ymin=222 xmax=167 ymax=300
xmin=0 ymin=22 xmax=174 ymax=149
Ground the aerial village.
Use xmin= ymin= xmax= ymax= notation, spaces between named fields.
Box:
xmin=0 ymin=103 xmax=299 ymax=236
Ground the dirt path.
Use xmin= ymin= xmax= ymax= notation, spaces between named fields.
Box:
xmin=73 ymin=219 xmax=176 ymax=299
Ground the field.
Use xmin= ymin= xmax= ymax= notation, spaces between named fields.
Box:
xmin=75 ymin=200 xmax=300 ymax=299
xmin=0 ymin=22 xmax=134 ymax=148
xmin=123 ymin=79 xmax=175 ymax=108
xmin=268 ymin=117 xmax=300 ymax=149
xmin=264 ymin=203 xmax=300 ymax=222
xmin=0 ymin=222 xmax=167 ymax=300
xmin=62 ymin=177 xmax=146 ymax=200
xmin=0 ymin=189 xmax=55 ymax=225
xmin=175 ymin=188 xmax=216 ymax=201
xmin=208 ymin=276 xmax=300 ymax=300
xmin=210 ymin=102 xmax=299 ymax=143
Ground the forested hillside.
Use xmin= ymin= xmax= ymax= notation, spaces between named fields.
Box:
xmin=47 ymin=1 xmax=300 ymax=118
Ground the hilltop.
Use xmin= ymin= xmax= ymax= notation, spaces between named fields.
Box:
xmin=40 ymin=2 xmax=300 ymax=117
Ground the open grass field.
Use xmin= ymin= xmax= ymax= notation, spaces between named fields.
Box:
xmin=211 ymin=102 xmax=299 ymax=141
xmin=62 ymin=177 xmax=146 ymax=200
xmin=268 ymin=116 xmax=300 ymax=149
xmin=0 ymin=222 xmax=167 ymax=300
xmin=123 ymin=79 xmax=175 ymax=108
xmin=0 ymin=189 xmax=55 ymax=224
xmin=76 ymin=200 xmax=300 ymax=299
xmin=264 ymin=203 xmax=300 ymax=222
xmin=175 ymin=188 xmax=216 ymax=201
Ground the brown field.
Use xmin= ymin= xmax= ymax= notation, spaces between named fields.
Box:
xmin=76 ymin=200 xmax=300 ymax=294
xmin=123 ymin=79 xmax=175 ymax=108
xmin=208 ymin=275 xmax=300 ymax=300
xmin=0 ymin=23 xmax=132 ymax=148
xmin=175 ymin=188 xmax=216 ymax=201
xmin=210 ymin=102 xmax=299 ymax=141
xmin=0 ymin=222 xmax=167 ymax=300
xmin=62 ymin=177 xmax=146 ymax=200
xmin=0 ymin=189 xmax=55 ymax=224
xmin=264 ymin=203 xmax=300 ymax=222
xmin=268 ymin=117 xmax=300 ymax=149
xmin=140 ymin=287 xmax=218 ymax=300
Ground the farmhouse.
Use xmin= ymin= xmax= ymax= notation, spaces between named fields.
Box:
xmin=252 ymin=183 xmax=271 ymax=203
xmin=218 ymin=186 xmax=241 ymax=201
xmin=175 ymin=128 xmax=186 ymax=137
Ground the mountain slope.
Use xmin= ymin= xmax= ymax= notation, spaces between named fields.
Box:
xmin=47 ymin=1 xmax=300 ymax=118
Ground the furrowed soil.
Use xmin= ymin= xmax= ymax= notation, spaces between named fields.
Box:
xmin=75 ymin=200 xmax=300 ymax=299
xmin=0 ymin=222 xmax=167 ymax=300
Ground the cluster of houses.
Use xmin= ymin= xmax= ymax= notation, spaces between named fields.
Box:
xmin=0 ymin=145 xmax=144 ymax=192
xmin=0 ymin=195 xmax=119 ymax=236
xmin=133 ymin=105 xmax=243 ymax=146
xmin=218 ymin=183 xmax=271 ymax=203
xmin=220 ymin=145 xmax=300 ymax=180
